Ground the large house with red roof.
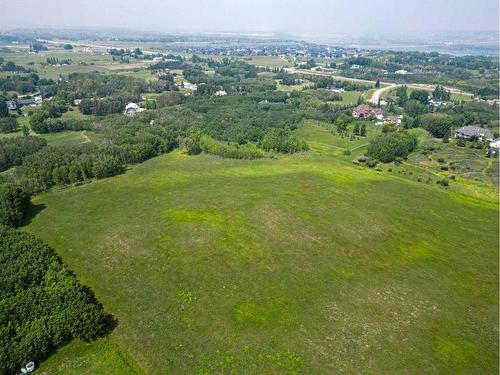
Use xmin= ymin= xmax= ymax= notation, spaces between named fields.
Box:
xmin=352 ymin=105 xmax=385 ymax=119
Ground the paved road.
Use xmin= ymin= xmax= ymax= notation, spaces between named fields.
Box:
xmin=368 ymin=84 xmax=398 ymax=105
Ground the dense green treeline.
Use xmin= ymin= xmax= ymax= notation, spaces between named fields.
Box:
xmin=0 ymin=136 xmax=47 ymax=172
xmin=0 ymin=227 xmax=108 ymax=375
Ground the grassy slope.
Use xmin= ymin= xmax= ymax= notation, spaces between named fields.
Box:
xmin=26 ymin=123 xmax=498 ymax=375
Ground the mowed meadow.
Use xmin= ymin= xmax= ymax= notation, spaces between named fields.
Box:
xmin=25 ymin=126 xmax=498 ymax=374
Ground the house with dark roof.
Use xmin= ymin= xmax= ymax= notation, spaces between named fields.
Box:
xmin=17 ymin=98 xmax=37 ymax=107
xmin=454 ymin=125 xmax=494 ymax=141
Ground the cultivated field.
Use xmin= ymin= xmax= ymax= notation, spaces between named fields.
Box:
xmin=26 ymin=122 xmax=499 ymax=374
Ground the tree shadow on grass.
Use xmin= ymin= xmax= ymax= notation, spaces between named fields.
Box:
xmin=103 ymin=314 xmax=119 ymax=336
xmin=21 ymin=203 xmax=46 ymax=226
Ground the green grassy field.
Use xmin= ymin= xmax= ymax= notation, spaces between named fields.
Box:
xmin=296 ymin=120 xmax=375 ymax=154
xmin=24 ymin=121 xmax=498 ymax=374
xmin=242 ymin=56 xmax=291 ymax=68
xmin=0 ymin=50 xmax=153 ymax=79
xmin=381 ymin=87 xmax=473 ymax=103
xmin=39 ymin=130 xmax=92 ymax=146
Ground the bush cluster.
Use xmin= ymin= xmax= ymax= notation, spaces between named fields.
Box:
xmin=200 ymin=136 xmax=264 ymax=159
xmin=367 ymin=132 xmax=418 ymax=163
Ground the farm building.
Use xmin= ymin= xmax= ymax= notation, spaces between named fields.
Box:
xmin=454 ymin=125 xmax=494 ymax=141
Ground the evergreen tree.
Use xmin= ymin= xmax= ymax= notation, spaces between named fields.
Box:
xmin=396 ymin=85 xmax=408 ymax=106
xmin=360 ymin=123 xmax=367 ymax=137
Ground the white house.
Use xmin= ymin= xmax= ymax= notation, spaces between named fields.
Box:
xmin=429 ymin=98 xmax=446 ymax=107
xmin=489 ymin=139 xmax=500 ymax=150
xmin=487 ymin=139 xmax=500 ymax=156
xmin=124 ymin=102 xmax=145 ymax=116
xmin=214 ymin=90 xmax=228 ymax=97
xmin=395 ymin=69 xmax=408 ymax=75
xmin=181 ymin=81 xmax=198 ymax=91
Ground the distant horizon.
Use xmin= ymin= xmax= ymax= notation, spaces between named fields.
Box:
xmin=1 ymin=25 xmax=497 ymax=57
xmin=1 ymin=0 xmax=498 ymax=38
xmin=1 ymin=25 xmax=499 ymax=38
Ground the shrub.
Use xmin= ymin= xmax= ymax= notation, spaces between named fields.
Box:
xmin=261 ymin=128 xmax=308 ymax=154
xmin=183 ymin=136 xmax=202 ymax=155
xmin=200 ymin=136 xmax=264 ymax=159
xmin=437 ymin=179 xmax=449 ymax=186
xmin=367 ymin=132 xmax=418 ymax=163
xmin=0 ymin=117 xmax=17 ymax=133
xmin=182 ymin=129 xmax=203 ymax=155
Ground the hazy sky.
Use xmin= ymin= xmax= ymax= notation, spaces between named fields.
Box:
xmin=1 ymin=0 xmax=498 ymax=37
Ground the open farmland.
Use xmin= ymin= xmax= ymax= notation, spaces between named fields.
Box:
xmin=0 ymin=26 xmax=498 ymax=375
xmin=26 ymin=122 xmax=499 ymax=374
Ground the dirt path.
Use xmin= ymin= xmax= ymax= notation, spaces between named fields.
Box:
xmin=81 ymin=131 xmax=91 ymax=143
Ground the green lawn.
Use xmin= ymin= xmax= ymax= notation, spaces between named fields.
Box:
xmin=39 ymin=130 xmax=90 ymax=146
xmin=295 ymin=120 xmax=376 ymax=155
xmin=381 ymin=87 xmax=473 ymax=103
xmin=340 ymin=90 xmax=372 ymax=105
xmin=24 ymin=122 xmax=498 ymax=374
xmin=276 ymin=80 xmax=314 ymax=92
